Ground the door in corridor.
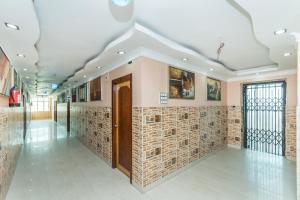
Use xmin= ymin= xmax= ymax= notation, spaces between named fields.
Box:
xmin=112 ymin=74 xmax=132 ymax=181
xmin=243 ymin=81 xmax=286 ymax=156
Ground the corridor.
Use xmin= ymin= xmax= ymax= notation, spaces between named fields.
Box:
xmin=6 ymin=120 xmax=296 ymax=200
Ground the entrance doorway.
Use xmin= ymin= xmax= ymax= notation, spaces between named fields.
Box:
xmin=54 ymin=100 xmax=57 ymax=122
xmin=112 ymin=74 xmax=132 ymax=181
xmin=243 ymin=81 xmax=286 ymax=156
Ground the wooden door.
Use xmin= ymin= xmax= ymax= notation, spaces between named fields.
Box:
xmin=112 ymin=74 xmax=132 ymax=181
xmin=67 ymin=99 xmax=70 ymax=132
xmin=54 ymin=101 xmax=57 ymax=122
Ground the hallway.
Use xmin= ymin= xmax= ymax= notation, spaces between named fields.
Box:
xmin=6 ymin=120 xmax=296 ymax=200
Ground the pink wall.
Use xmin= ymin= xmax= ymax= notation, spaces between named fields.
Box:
xmin=139 ymin=57 xmax=227 ymax=107
xmin=83 ymin=57 xmax=143 ymax=107
xmin=227 ymin=74 xmax=297 ymax=107
xmin=75 ymin=56 xmax=296 ymax=108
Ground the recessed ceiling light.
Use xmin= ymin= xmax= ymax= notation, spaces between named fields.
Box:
xmin=83 ymin=75 xmax=87 ymax=78
xmin=117 ymin=51 xmax=126 ymax=55
xmin=210 ymin=68 xmax=214 ymax=71
xmin=23 ymin=68 xmax=28 ymax=71
xmin=96 ymin=66 xmax=101 ymax=69
xmin=4 ymin=22 xmax=19 ymax=30
xmin=17 ymin=54 xmax=25 ymax=58
xmin=182 ymin=58 xmax=188 ymax=62
xmin=112 ymin=0 xmax=132 ymax=7
xmin=284 ymin=52 xmax=292 ymax=57
xmin=26 ymin=76 xmax=29 ymax=79
xmin=274 ymin=28 xmax=287 ymax=35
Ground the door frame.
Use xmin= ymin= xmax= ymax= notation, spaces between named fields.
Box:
xmin=54 ymin=100 xmax=57 ymax=122
xmin=67 ymin=99 xmax=70 ymax=132
xmin=111 ymin=74 xmax=132 ymax=183
xmin=242 ymin=80 xmax=286 ymax=156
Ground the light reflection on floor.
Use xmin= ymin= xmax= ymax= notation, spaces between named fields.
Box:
xmin=6 ymin=120 xmax=296 ymax=200
xmin=24 ymin=120 xmax=74 ymax=143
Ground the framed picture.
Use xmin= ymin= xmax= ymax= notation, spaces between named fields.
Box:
xmin=207 ymin=77 xmax=221 ymax=101
xmin=78 ymin=83 xmax=87 ymax=102
xmin=71 ymin=88 xmax=77 ymax=102
xmin=58 ymin=92 xmax=66 ymax=103
xmin=169 ymin=66 xmax=195 ymax=99
xmin=0 ymin=47 xmax=12 ymax=96
xmin=90 ymin=76 xmax=101 ymax=101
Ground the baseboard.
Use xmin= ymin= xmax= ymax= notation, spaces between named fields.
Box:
xmin=227 ymin=144 xmax=241 ymax=149
xmin=133 ymin=147 xmax=226 ymax=193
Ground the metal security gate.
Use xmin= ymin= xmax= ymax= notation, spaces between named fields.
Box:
xmin=243 ymin=81 xmax=286 ymax=156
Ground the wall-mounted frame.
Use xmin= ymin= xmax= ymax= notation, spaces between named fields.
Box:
xmin=78 ymin=83 xmax=87 ymax=102
xmin=169 ymin=66 xmax=195 ymax=99
xmin=71 ymin=88 xmax=77 ymax=102
xmin=90 ymin=76 xmax=101 ymax=101
xmin=207 ymin=77 xmax=221 ymax=101
xmin=58 ymin=92 xmax=66 ymax=103
xmin=0 ymin=47 xmax=12 ymax=96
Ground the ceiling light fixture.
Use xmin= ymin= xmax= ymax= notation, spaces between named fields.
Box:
xmin=83 ymin=75 xmax=87 ymax=78
xmin=284 ymin=52 xmax=292 ymax=57
xmin=111 ymin=0 xmax=132 ymax=7
xmin=4 ymin=22 xmax=19 ymax=30
xmin=26 ymin=76 xmax=29 ymax=79
xmin=96 ymin=66 xmax=101 ymax=69
xmin=182 ymin=58 xmax=188 ymax=62
xmin=210 ymin=68 xmax=214 ymax=71
xmin=274 ymin=28 xmax=287 ymax=35
xmin=117 ymin=50 xmax=126 ymax=55
xmin=17 ymin=54 xmax=25 ymax=58
xmin=23 ymin=68 xmax=28 ymax=71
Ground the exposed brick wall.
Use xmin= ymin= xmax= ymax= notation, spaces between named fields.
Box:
xmin=0 ymin=107 xmax=23 ymax=200
xmin=227 ymin=106 xmax=243 ymax=148
xmin=227 ymin=105 xmax=296 ymax=161
xmin=133 ymin=106 xmax=227 ymax=189
xmin=286 ymin=107 xmax=296 ymax=160
xmin=70 ymin=103 xmax=112 ymax=165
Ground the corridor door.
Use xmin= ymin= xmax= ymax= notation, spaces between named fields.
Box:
xmin=243 ymin=81 xmax=286 ymax=156
xmin=112 ymin=74 xmax=132 ymax=181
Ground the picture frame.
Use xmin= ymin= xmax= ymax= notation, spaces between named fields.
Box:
xmin=90 ymin=76 xmax=101 ymax=101
xmin=169 ymin=66 xmax=195 ymax=99
xmin=207 ymin=77 xmax=221 ymax=101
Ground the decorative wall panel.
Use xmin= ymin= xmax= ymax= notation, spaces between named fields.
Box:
xmin=0 ymin=107 xmax=23 ymax=200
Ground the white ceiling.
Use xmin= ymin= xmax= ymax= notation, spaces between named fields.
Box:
xmin=0 ymin=0 xmax=298 ymax=95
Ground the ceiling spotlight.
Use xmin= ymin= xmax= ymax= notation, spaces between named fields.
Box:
xmin=182 ymin=58 xmax=188 ymax=62
xmin=274 ymin=28 xmax=287 ymax=35
xmin=96 ymin=66 xmax=101 ymax=69
xmin=17 ymin=54 xmax=25 ymax=58
xmin=284 ymin=52 xmax=292 ymax=57
xmin=23 ymin=68 xmax=28 ymax=71
xmin=117 ymin=51 xmax=126 ymax=55
xmin=112 ymin=0 xmax=132 ymax=7
xmin=210 ymin=68 xmax=214 ymax=71
xmin=4 ymin=22 xmax=19 ymax=30
xmin=26 ymin=76 xmax=30 ymax=79
xmin=83 ymin=75 xmax=87 ymax=78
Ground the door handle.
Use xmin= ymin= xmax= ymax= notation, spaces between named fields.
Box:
xmin=114 ymin=124 xmax=120 ymax=128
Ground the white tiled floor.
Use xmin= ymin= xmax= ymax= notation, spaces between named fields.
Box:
xmin=7 ymin=120 xmax=296 ymax=200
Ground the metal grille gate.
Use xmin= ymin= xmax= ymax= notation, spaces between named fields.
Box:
xmin=243 ymin=81 xmax=286 ymax=156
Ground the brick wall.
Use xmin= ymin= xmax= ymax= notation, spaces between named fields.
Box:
xmin=0 ymin=107 xmax=23 ymax=200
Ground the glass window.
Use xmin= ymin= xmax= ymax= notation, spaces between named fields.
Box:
xmin=31 ymin=96 xmax=50 ymax=112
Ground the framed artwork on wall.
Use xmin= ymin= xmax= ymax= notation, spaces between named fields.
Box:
xmin=169 ymin=66 xmax=195 ymax=99
xmin=0 ymin=47 xmax=12 ymax=96
xmin=71 ymin=88 xmax=77 ymax=102
xmin=58 ymin=92 xmax=66 ymax=103
xmin=90 ymin=76 xmax=101 ymax=101
xmin=78 ymin=83 xmax=87 ymax=102
xmin=207 ymin=77 xmax=221 ymax=101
